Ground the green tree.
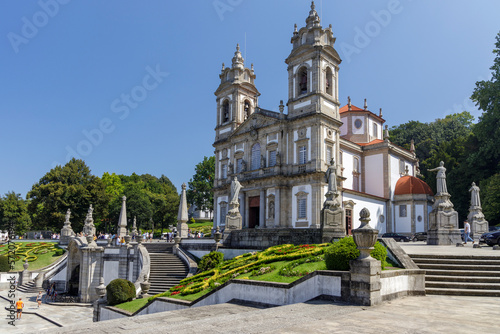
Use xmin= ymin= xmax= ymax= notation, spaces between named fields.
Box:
xmin=470 ymin=31 xmax=500 ymax=180
xmin=390 ymin=112 xmax=474 ymax=221
xmin=0 ymin=192 xmax=31 ymax=235
xmin=102 ymin=172 xmax=124 ymax=197
xmin=187 ymin=156 xmax=215 ymax=216
xmin=27 ymin=158 xmax=109 ymax=232
xmin=106 ymin=173 xmax=179 ymax=233
xmin=480 ymin=174 xmax=500 ymax=226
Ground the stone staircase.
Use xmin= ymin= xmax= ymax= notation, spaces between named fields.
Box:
xmin=410 ymin=254 xmax=500 ymax=297
xmin=17 ymin=281 xmax=45 ymax=293
xmin=143 ymin=242 xmax=189 ymax=295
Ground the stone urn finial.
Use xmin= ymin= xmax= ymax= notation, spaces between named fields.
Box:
xmin=352 ymin=208 xmax=379 ymax=260
xmin=214 ymin=226 xmax=222 ymax=244
xmin=136 ymin=234 xmax=143 ymax=244
xmin=95 ymin=277 xmax=106 ymax=300
xmin=139 ymin=274 xmax=151 ymax=298
xmin=23 ymin=259 xmax=29 ymax=271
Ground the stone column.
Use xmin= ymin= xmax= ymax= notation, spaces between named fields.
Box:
xmin=349 ymin=208 xmax=381 ymax=306
xmin=80 ymin=244 xmax=105 ymax=303
xmin=275 ymin=188 xmax=281 ymax=228
xmin=259 ymin=190 xmax=265 ymax=228
xmin=177 ymin=183 xmax=189 ymax=238
xmin=117 ymin=196 xmax=128 ymax=238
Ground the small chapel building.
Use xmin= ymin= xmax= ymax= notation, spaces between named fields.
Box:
xmin=212 ymin=2 xmax=433 ymax=236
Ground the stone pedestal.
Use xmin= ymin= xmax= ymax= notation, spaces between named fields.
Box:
xmin=226 ymin=201 xmax=243 ymax=230
xmin=427 ymin=193 xmax=461 ymax=245
xmin=350 ymin=258 xmax=382 ymax=306
xmin=468 ymin=208 xmax=488 ymax=238
xmin=320 ymin=206 xmax=345 ymax=243
xmin=349 ymin=208 xmax=381 ymax=306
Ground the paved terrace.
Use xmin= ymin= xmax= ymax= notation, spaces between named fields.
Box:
xmin=1 ymin=241 xmax=498 ymax=333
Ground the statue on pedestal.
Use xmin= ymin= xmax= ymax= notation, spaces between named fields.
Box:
xmin=321 ymin=158 xmax=345 ymax=242
xmin=226 ymin=176 xmax=243 ymax=230
xmin=60 ymin=208 xmax=76 ymax=245
xmin=82 ymin=204 xmax=96 ymax=237
xmin=427 ymin=161 xmax=461 ymax=245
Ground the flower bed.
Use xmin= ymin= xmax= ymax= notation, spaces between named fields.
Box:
xmin=149 ymin=243 xmax=330 ymax=301
xmin=0 ymin=242 xmax=62 ymax=270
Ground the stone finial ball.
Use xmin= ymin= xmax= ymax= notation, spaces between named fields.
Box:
xmin=359 ymin=207 xmax=370 ymax=219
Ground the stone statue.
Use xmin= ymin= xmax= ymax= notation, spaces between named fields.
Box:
xmin=230 ymin=176 xmax=242 ymax=204
xmin=325 ymin=158 xmax=337 ymax=194
xmin=469 ymin=182 xmax=481 ymax=208
xmin=241 ymin=159 xmax=247 ymax=172
xmin=428 ymin=161 xmax=448 ymax=194
xmin=276 ymin=151 xmax=281 ymax=165
xmin=228 ymin=162 xmax=234 ymax=175
xmin=268 ymin=201 xmax=275 ymax=219
xmin=65 ymin=209 xmax=71 ymax=223
xmin=260 ymin=155 xmax=266 ymax=168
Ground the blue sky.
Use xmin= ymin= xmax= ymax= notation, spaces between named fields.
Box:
xmin=1 ymin=0 xmax=499 ymax=198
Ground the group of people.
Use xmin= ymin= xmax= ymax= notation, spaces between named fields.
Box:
xmin=14 ymin=283 xmax=56 ymax=320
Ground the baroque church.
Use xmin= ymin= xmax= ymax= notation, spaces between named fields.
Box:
xmin=212 ymin=2 xmax=434 ymax=237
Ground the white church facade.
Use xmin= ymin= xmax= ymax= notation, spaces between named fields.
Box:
xmin=212 ymin=2 xmax=433 ymax=237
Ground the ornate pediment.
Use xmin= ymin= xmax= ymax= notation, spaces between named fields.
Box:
xmin=229 ymin=112 xmax=280 ymax=139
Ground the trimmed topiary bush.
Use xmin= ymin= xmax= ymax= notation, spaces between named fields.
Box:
xmin=106 ymin=278 xmax=136 ymax=306
xmin=198 ymin=251 xmax=224 ymax=272
xmin=0 ymin=255 xmax=10 ymax=272
xmin=324 ymin=237 xmax=387 ymax=271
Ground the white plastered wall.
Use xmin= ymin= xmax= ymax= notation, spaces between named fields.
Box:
xmin=342 ymin=192 xmax=387 ymax=234
xmin=364 ymin=154 xmax=384 ymax=197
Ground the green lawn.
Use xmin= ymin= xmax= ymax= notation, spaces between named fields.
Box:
xmin=114 ymin=297 xmax=149 ymax=312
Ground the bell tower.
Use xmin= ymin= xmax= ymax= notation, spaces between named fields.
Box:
xmin=285 ymin=1 xmax=341 ymax=119
xmin=215 ymin=44 xmax=260 ymax=141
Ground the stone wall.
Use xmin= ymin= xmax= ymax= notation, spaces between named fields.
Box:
xmin=98 ymin=268 xmax=425 ymax=321
xmin=226 ymin=228 xmax=323 ymax=249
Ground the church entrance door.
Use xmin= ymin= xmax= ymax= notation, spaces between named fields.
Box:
xmin=248 ymin=196 xmax=260 ymax=228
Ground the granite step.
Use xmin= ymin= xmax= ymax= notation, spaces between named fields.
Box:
xmin=426 ymin=287 xmax=500 ymax=297
xmin=426 ymin=281 xmax=500 ymax=290
xmin=425 ymin=275 xmax=500 ymax=283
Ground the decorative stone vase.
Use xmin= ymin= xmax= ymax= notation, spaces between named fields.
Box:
xmin=124 ymin=235 xmax=131 ymax=244
xmin=23 ymin=259 xmax=29 ymax=271
xmin=214 ymin=227 xmax=222 ymax=244
xmin=352 ymin=208 xmax=379 ymax=259
xmin=140 ymin=276 xmax=151 ymax=297
xmin=95 ymin=277 xmax=106 ymax=300
xmin=136 ymin=235 xmax=143 ymax=244
xmin=174 ymin=236 xmax=181 ymax=245
xmin=107 ymin=238 xmax=113 ymax=247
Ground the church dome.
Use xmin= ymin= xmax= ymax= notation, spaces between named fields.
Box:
xmin=394 ymin=175 xmax=434 ymax=196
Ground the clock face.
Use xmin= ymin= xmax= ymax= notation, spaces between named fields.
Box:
xmin=354 ymin=119 xmax=363 ymax=129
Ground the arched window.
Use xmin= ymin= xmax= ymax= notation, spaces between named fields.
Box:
xmin=222 ymin=100 xmax=229 ymax=123
xmin=325 ymin=67 xmax=333 ymax=95
xmin=298 ymin=67 xmax=308 ymax=95
xmin=251 ymin=143 xmax=261 ymax=170
xmin=244 ymin=100 xmax=251 ymax=120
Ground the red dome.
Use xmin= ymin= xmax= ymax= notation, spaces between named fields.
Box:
xmin=394 ymin=175 xmax=434 ymax=196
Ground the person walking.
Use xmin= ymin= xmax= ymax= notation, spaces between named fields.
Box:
xmin=36 ymin=291 xmax=43 ymax=308
xmin=16 ymin=298 xmax=24 ymax=319
xmin=464 ymin=220 xmax=474 ymax=244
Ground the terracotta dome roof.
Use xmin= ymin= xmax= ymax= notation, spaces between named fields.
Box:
xmin=394 ymin=175 xmax=434 ymax=196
